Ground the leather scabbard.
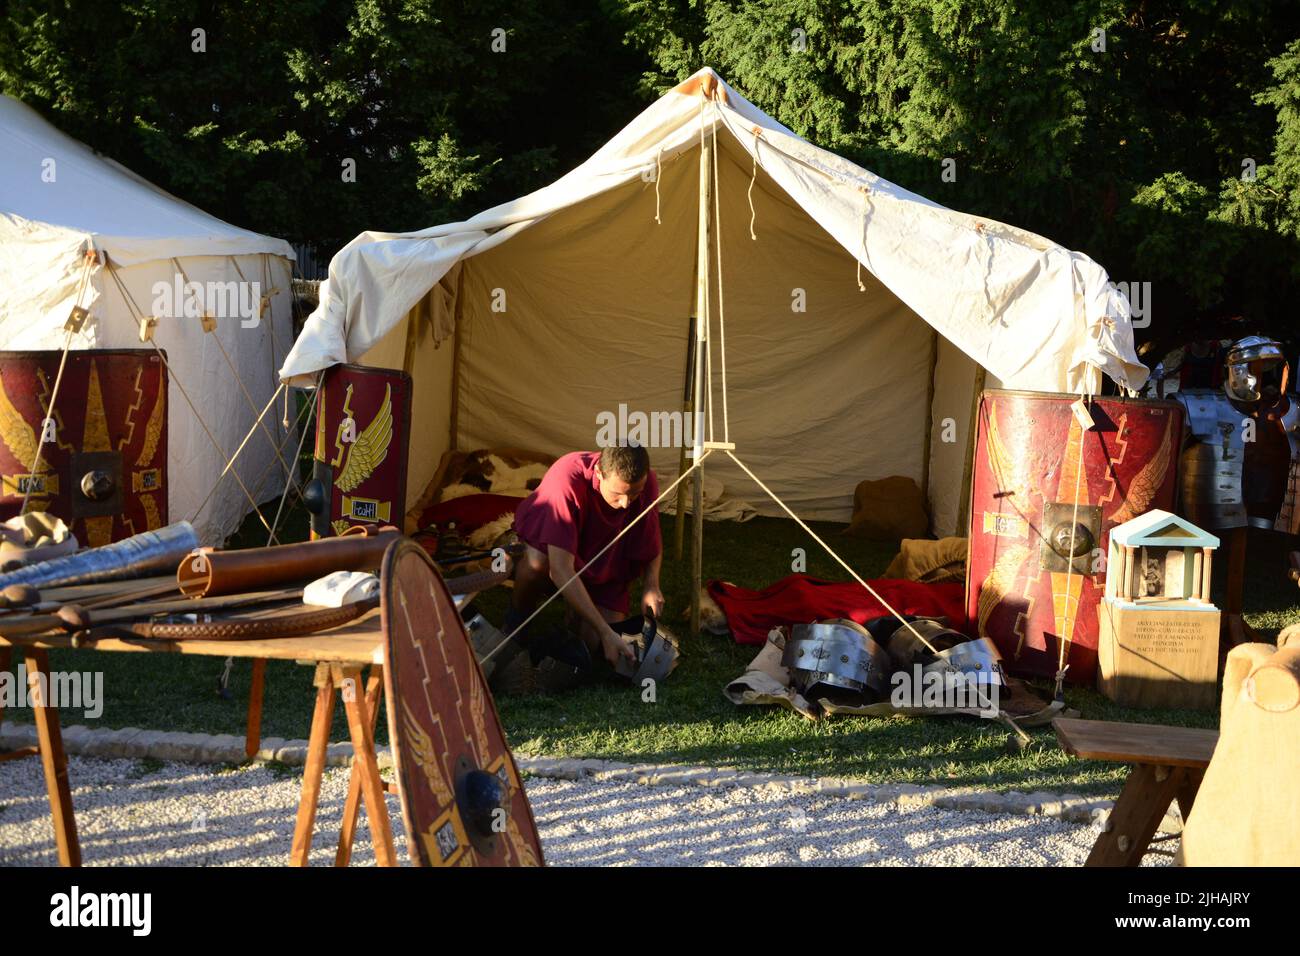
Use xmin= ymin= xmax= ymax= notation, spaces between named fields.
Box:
xmin=85 ymin=598 xmax=379 ymax=642
xmin=177 ymin=527 xmax=403 ymax=597
xmin=441 ymin=566 xmax=511 ymax=596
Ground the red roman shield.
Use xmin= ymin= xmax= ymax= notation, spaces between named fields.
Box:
xmin=309 ymin=363 xmax=412 ymax=539
xmin=0 ymin=349 xmax=168 ymax=546
xmin=964 ymin=389 xmax=1184 ymax=684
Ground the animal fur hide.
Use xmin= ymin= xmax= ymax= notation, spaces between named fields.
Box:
xmin=438 ymin=482 xmax=484 ymax=502
xmin=681 ymin=583 xmax=731 ymax=635
xmin=435 ymin=450 xmax=551 ymax=503
xmin=467 ymin=513 xmax=515 ymax=551
xmin=484 ymin=454 xmax=548 ymax=495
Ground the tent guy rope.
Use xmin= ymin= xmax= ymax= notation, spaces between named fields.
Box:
xmin=192 ymin=372 xmax=317 ymax=540
xmin=1053 ymin=398 xmax=1093 ymax=700
xmin=102 ymin=259 xmax=273 ymax=535
xmin=17 ymin=248 xmax=94 ymax=516
xmin=186 ymin=381 xmax=285 ymax=526
xmin=264 ymin=374 xmax=323 ymax=547
xmin=170 ymin=256 xmax=293 ymax=483
xmin=723 ymin=450 xmax=942 ymax=655
xmin=146 ymin=341 xmax=273 ymax=535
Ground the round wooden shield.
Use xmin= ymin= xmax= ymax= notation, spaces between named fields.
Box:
xmin=381 ymin=538 xmax=544 ymax=867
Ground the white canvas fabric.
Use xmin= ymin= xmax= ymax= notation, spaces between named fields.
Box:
xmin=281 ymin=68 xmax=1148 ymax=527
xmin=0 ymin=94 xmax=296 ymax=543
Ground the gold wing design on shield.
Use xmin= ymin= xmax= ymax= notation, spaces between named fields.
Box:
xmin=334 ymin=384 xmax=394 ymax=492
xmin=468 ymin=672 xmax=492 ymax=762
xmin=0 ymin=380 xmax=44 ymax=471
xmin=401 ymin=698 xmax=453 ymax=804
xmin=985 ymin=401 xmax=1018 ymax=490
xmin=1110 ymin=417 xmax=1173 ymax=526
xmin=976 ymin=543 xmax=1028 ymax=641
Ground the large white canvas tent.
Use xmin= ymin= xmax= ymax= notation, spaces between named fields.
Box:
xmin=0 ymin=94 xmax=296 ymax=543
xmin=282 ymin=68 xmax=1148 ymax=537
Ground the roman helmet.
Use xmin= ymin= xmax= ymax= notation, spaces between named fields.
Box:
xmin=876 ymin=617 xmax=1007 ymax=690
xmin=782 ymin=618 xmax=890 ymax=701
xmin=1223 ymin=336 xmax=1289 ymax=406
xmin=921 ymin=635 xmax=1008 ymax=688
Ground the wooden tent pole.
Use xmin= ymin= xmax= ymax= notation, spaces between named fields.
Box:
xmin=401 ymin=296 xmax=422 ymax=377
xmin=448 ymin=264 xmax=466 ymax=450
xmin=919 ymin=328 xmax=939 ymax=525
xmin=957 ymin=366 xmax=988 ymax=534
xmin=689 ymin=135 xmax=713 ymax=637
xmin=673 ymin=315 xmax=697 ymax=561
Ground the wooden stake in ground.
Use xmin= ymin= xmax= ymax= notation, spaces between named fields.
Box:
xmin=1222 ymin=526 xmax=1255 ymax=647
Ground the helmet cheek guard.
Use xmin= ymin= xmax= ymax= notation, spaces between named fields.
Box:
xmin=611 ymin=612 xmax=680 ymax=684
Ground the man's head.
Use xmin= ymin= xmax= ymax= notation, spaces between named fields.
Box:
xmin=597 ymin=445 xmax=650 ymax=510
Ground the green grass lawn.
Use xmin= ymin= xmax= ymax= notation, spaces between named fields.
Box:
xmin=5 ymin=495 xmax=1296 ymax=798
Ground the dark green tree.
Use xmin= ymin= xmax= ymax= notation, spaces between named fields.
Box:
xmin=6 ymin=0 xmax=1300 ymax=360
xmin=611 ymin=0 xmax=1300 ymax=356
xmin=1 ymin=0 xmax=647 ymax=255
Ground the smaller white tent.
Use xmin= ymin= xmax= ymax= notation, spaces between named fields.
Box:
xmin=282 ymin=69 xmax=1149 ymax=535
xmin=0 ymin=95 xmax=296 ymax=543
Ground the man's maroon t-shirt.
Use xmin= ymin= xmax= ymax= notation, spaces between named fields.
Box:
xmin=514 ymin=451 xmax=661 ymax=614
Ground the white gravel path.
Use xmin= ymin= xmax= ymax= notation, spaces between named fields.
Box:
xmin=0 ymin=756 xmax=405 ymax=866
xmin=0 ymin=755 xmax=1166 ymax=866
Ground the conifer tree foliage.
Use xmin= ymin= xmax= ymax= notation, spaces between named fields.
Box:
xmin=613 ymin=0 xmax=1300 ymax=352
xmin=4 ymin=1 xmax=1299 ymax=353
xmin=0 ymin=0 xmax=644 ymax=255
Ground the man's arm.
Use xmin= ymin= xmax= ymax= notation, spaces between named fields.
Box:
xmin=641 ymin=550 xmax=664 ymax=618
xmin=547 ymin=545 xmax=634 ymax=663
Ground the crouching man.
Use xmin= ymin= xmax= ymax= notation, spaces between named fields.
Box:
xmin=496 ymin=444 xmax=665 ymax=676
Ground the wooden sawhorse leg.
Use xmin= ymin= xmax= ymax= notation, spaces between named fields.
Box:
xmin=337 ymin=663 xmax=395 ymax=866
xmin=1086 ymin=764 xmax=1203 ymax=867
xmin=0 ymin=647 xmax=37 ymax=764
xmin=289 ymin=663 xmax=335 ymax=865
xmin=1174 ymin=768 xmax=1204 ymax=825
xmin=290 ymin=663 xmax=395 ymax=866
xmin=24 ymin=648 xmax=81 ymax=867
xmin=336 ymin=665 xmax=385 ymax=866
xmin=245 ymin=658 xmax=267 ymax=760
xmin=0 ymin=647 xmax=11 ymax=740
